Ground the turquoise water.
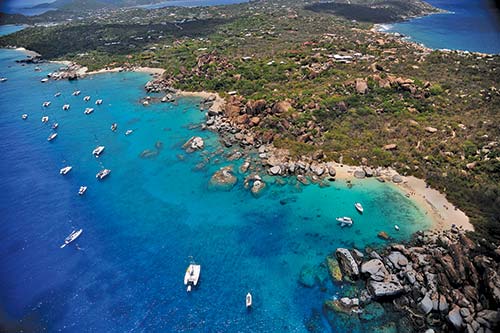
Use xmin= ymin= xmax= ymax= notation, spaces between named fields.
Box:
xmin=0 ymin=47 xmax=432 ymax=332
xmin=383 ymin=0 xmax=500 ymax=54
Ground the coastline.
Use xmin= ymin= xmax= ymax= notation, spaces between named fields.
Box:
xmin=7 ymin=45 xmax=471 ymax=233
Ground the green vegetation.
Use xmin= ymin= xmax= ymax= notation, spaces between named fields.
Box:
xmin=0 ymin=0 xmax=498 ymax=242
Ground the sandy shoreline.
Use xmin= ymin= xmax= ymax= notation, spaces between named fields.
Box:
xmin=8 ymin=46 xmax=471 ymax=232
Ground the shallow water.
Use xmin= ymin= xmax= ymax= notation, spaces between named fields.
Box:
xmin=383 ymin=0 xmax=500 ymax=54
xmin=0 ymin=48 xmax=432 ymax=332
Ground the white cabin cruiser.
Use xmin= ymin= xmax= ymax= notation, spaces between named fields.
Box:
xmin=40 ymin=78 xmax=49 ymax=83
xmin=246 ymin=293 xmax=253 ymax=308
xmin=60 ymin=229 xmax=82 ymax=248
xmin=84 ymin=108 xmax=94 ymax=115
xmin=125 ymin=129 xmax=133 ymax=136
xmin=354 ymin=203 xmax=364 ymax=214
xmin=184 ymin=263 xmax=201 ymax=292
xmin=72 ymin=90 xmax=81 ymax=96
xmin=60 ymin=166 xmax=72 ymax=175
xmin=78 ymin=186 xmax=87 ymax=195
xmin=95 ymin=99 xmax=103 ymax=105
xmin=42 ymin=116 xmax=49 ymax=123
xmin=47 ymin=132 xmax=58 ymax=141
xmin=92 ymin=146 xmax=105 ymax=157
xmin=96 ymin=168 xmax=111 ymax=180
xmin=111 ymin=123 xmax=118 ymax=131
xmin=0 ymin=77 xmax=7 ymax=82
xmin=54 ymin=92 xmax=61 ymax=97
xmin=336 ymin=217 xmax=353 ymax=227
xmin=52 ymin=123 xmax=59 ymax=130
xmin=21 ymin=114 xmax=28 ymax=120
xmin=42 ymin=101 xmax=51 ymax=107
xmin=83 ymin=96 xmax=91 ymax=101
xmin=62 ymin=104 xmax=70 ymax=110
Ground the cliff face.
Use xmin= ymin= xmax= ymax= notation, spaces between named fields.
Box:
xmin=328 ymin=227 xmax=500 ymax=332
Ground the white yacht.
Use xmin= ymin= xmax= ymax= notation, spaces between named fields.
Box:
xmin=78 ymin=186 xmax=87 ymax=195
xmin=336 ymin=217 xmax=353 ymax=227
xmin=72 ymin=90 xmax=81 ymax=96
xmin=394 ymin=225 xmax=400 ymax=231
xmin=0 ymin=77 xmax=7 ymax=82
xmin=41 ymin=116 xmax=49 ymax=123
xmin=47 ymin=132 xmax=58 ymax=141
xmin=83 ymin=96 xmax=91 ymax=101
xmin=40 ymin=78 xmax=49 ymax=83
xmin=96 ymin=168 xmax=111 ymax=180
xmin=125 ymin=129 xmax=133 ymax=136
xmin=42 ymin=101 xmax=51 ymax=107
xmin=52 ymin=123 xmax=59 ymax=130
xmin=184 ymin=262 xmax=201 ymax=292
xmin=60 ymin=229 xmax=82 ymax=248
xmin=95 ymin=99 xmax=103 ymax=105
xmin=84 ymin=108 xmax=94 ymax=115
xmin=354 ymin=203 xmax=364 ymax=214
xmin=111 ymin=123 xmax=118 ymax=131
xmin=246 ymin=293 xmax=253 ymax=308
xmin=62 ymin=104 xmax=70 ymax=110
xmin=21 ymin=114 xmax=28 ymax=120
xmin=54 ymin=92 xmax=61 ymax=97
xmin=92 ymin=146 xmax=105 ymax=157
xmin=60 ymin=166 xmax=72 ymax=175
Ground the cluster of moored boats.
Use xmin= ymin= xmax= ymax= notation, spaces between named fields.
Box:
xmin=336 ymin=202 xmax=400 ymax=231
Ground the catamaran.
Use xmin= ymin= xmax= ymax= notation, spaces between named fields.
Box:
xmin=184 ymin=262 xmax=201 ymax=292
xmin=92 ymin=146 xmax=105 ymax=157
xmin=96 ymin=169 xmax=111 ymax=180
xmin=60 ymin=166 xmax=72 ymax=175
xmin=78 ymin=186 xmax=87 ymax=195
xmin=60 ymin=229 xmax=82 ymax=248
xmin=336 ymin=217 xmax=353 ymax=227
xmin=354 ymin=203 xmax=364 ymax=214
xmin=47 ymin=132 xmax=58 ymax=141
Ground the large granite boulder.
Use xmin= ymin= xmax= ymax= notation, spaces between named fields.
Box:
xmin=367 ymin=274 xmax=404 ymax=299
xmin=208 ymin=166 xmax=237 ymax=191
xmin=361 ymin=259 xmax=389 ymax=282
xmin=335 ymin=248 xmax=359 ymax=279
xmin=447 ymin=306 xmax=464 ymax=331
xmin=182 ymin=136 xmax=204 ymax=153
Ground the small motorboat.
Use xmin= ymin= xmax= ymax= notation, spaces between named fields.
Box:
xmin=47 ymin=132 xmax=58 ymax=141
xmin=142 ymin=100 xmax=149 ymax=106
xmin=394 ymin=225 xmax=400 ymax=231
xmin=354 ymin=203 xmax=364 ymax=214
xmin=96 ymin=168 xmax=111 ymax=180
xmin=60 ymin=166 xmax=72 ymax=175
xmin=78 ymin=186 xmax=87 ymax=195
xmin=72 ymin=90 xmax=81 ymax=96
xmin=52 ymin=123 xmax=59 ymax=130
xmin=41 ymin=116 xmax=49 ymax=123
xmin=111 ymin=123 xmax=118 ymax=131
xmin=21 ymin=114 xmax=28 ymax=120
xmin=42 ymin=101 xmax=51 ymax=107
xmin=184 ymin=262 xmax=201 ymax=292
xmin=0 ymin=77 xmax=7 ymax=82
xmin=84 ymin=108 xmax=94 ymax=115
xmin=60 ymin=229 xmax=82 ymax=248
xmin=40 ymin=78 xmax=49 ymax=83
xmin=54 ymin=92 xmax=61 ymax=97
xmin=34 ymin=66 xmax=41 ymax=72
xmin=92 ymin=145 xmax=105 ymax=157
xmin=246 ymin=292 xmax=252 ymax=308
xmin=125 ymin=129 xmax=133 ymax=136
xmin=95 ymin=99 xmax=103 ymax=105
xmin=62 ymin=104 xmax=70 ymax=110
xmin=336 ymin=217 xmax=353 ymax=227
xmin=83 ymin=96 xmax=91 ymax=101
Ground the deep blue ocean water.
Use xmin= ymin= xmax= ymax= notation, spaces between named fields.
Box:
xmin=382 ymin=0 xmax=500 ymax=54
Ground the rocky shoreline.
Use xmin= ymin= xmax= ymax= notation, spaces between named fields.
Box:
xmin=322 ymin=226 xmax=500 ymax=332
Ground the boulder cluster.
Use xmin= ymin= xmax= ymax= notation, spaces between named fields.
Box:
xmin=329 ymin=227 xmax=500 ymax=332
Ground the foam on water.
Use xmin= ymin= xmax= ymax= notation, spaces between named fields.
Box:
xmin=0 ymin=48 xmax=432 ymax=332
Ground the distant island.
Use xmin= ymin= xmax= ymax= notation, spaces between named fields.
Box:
xmin=0 ymin=0 xmax=499 ymax=331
